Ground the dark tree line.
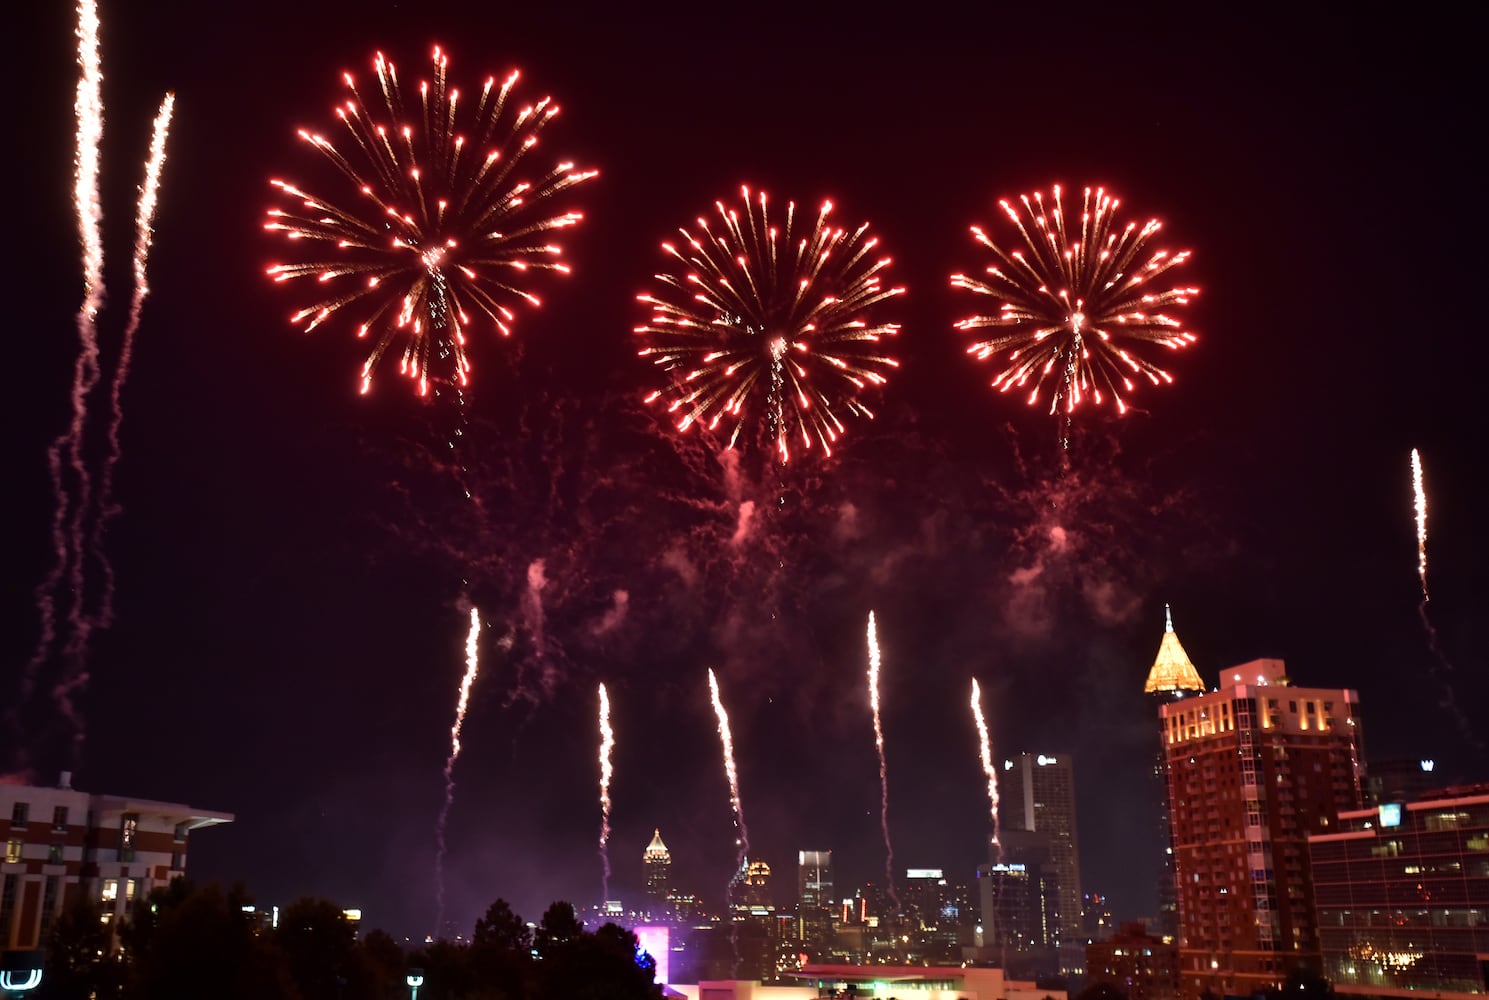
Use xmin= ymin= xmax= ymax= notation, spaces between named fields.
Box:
xmin=38 ymin=880 xmax=663 ymax=1000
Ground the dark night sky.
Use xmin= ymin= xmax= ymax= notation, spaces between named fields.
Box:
xmin=5 ymin=1 xmax=1487 ymax=940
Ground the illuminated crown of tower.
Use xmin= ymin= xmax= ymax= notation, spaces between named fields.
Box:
xmin=645 ymin=828 xmax=670 ymax=861
xmin=1143 ymin=604 xmax=1204 ymax=694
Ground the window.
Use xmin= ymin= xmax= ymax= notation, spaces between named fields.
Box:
xmin=125 ymin=878 xmax=139 ymax=902
xmin=47 ymin=844 xmax=62 ymax=864
xmin=173 ymin=822 xmax=189 ymax=843
xmin=4 ymin=840 xmax=20 ymax=864
xmin=120 ymin=813 xmax=138 ymax=862
xmin=52 ymin=806 xmax=68 ymax=830
xmin=9 ymin=802 xmax=28 ymax=827
xmin=100 ymin=878 xmax=119 ymax=903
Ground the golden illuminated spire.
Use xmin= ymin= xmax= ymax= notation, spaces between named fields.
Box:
xmin=644 ymin=828 xmax=670 ymax=861
xmin=1144 ymin=603 xmax=1204 ymax=694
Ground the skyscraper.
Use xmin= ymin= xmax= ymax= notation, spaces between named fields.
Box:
xmin=1143 ymin=605 xmax=1205 ymax=940
xmin=1159 ymin=657 xmax=1365 ymax=999
xmin=797 ymin=850 xmax=833 ymax=958
xmin=1000 ymin=751 xmax=1083 ymax=956
xmin=643 ymin=829 xmax=671 ymax=914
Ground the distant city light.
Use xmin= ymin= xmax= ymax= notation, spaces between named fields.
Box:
xmin=1419 ymin=759 xmax=1435 ymax=772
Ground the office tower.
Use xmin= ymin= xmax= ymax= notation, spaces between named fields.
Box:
xmin=797 ymin=850 xmax=833 ymax=959
xmin=1001 ymin=751 xmax=1083 ymax=953
xmin=643 ymin=829 xmax=672 ymax=913
xmin=1309 ymin=784 xmax=1489 ymax=994
xmin=1159 ymin=657 xmax=1365 ymax=999
xmin=1143 ymin=605 xmax=1205 ymax=939
xmin=978 ymin=829 xmax=1060 ymax=976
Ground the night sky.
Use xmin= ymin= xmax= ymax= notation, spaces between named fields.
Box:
xmin=6 ymin=2 xmax=1486 ymax=941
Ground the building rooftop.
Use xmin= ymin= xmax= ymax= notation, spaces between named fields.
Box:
xmin=1143 ymin=605 xmax=1204 ymax=694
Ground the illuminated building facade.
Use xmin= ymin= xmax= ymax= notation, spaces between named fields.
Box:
xmin=1086 ymin=922 xmax=1180 ymax=1000
xmin=1000 ymin=751 xmax=1083 ymax=956
xmin=1143 ymin=605 xmax=1205 ymax=940
xmin=643 ymin=829 xmax=671 ymax=914
xmin=797 ymin=850 xmax=833 ymax=958
xmin=1159 ymin=658 xmax=1365 ymax=999
xmin=1 ymin=773 xmax=231 ymax=952
xmin=1308 ymin=785 xmax=1489 ymax=996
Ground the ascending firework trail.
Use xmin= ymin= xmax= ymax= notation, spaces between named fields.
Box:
xmin=19 ymin=0 xmax=176 ymax=770
xmin=866 ymin=612 xmax=898 ymax=914
xmin=708 ymin=669 xmax=749 ymax=974
xmin=597 ymin=683 xmax=615 ymax=902
xmin=434 ymin=608 xmax=482 ymax=934
xmin=1408 ymin=449 xmax=1483 ymax=753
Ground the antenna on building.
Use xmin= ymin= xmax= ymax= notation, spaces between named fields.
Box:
xmin=58 ymin=771 xmax=72 ymax=790
xmin=1164 ymin=603 xmax=1174 ymax=633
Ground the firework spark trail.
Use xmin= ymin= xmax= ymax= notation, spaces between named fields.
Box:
xmin=951 ymin=185 xmax=1199 ymax=447
xmin=637 ymin=185 xmax=905 ymax=464
xmin=434 ymin=607 xmax=482 ymax=935
xmin=92 ymin=94 xmax=175 ymax=631
xmin=970 ymin=679 xmax=1001 ymax=861
xmin=708 ymin=668 xmax=748 ymax=971
xmin=1407 ymin=450 xmax=1484 ymax=754
xmin=20 ymin=0 xmax=107 ymax=717
xmin=866 ymin=612 xmax=898 ymax=913
xmin=1412 ymin=449 xmax=1428 ymax=604
xmin=598 ymin=682 xmax=615 ymax=902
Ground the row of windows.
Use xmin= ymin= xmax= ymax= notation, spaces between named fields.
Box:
xmin=6 ymin=803 xmax=74 ymax=829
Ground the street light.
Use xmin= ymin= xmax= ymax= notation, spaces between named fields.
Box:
xmin=406 ymin=969 xmax=425 ymax=1000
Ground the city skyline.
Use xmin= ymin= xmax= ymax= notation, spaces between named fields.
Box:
xmin=4 ymin=0 xmax=1486 ymax=947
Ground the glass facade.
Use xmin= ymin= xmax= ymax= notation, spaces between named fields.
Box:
xmin=1309 ymin=791 xmax=1489 ymax=993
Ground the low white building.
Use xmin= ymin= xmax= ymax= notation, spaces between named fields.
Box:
xmin=1 ymin=772 xmax=232 ymax=951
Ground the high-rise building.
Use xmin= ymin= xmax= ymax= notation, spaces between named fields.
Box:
xmin=1000 ymin=751 xmax=1082 ymax=956
xmin=1159 ymin=657 xmax=1365 ymax=999
xmin=1086 ymin=922 xmax=1180 ymax=1000
xmin=1308 ymin=784 xmax=1489 ymax=995
xmin=797 ymin=850 xmax=833 ymax=958
xmin=1143 ymin=605 xmax=1205 ymax=941
xmin=1 ymin=773 xmax=232 ymax=951
xmin=643 ymin=829 xmax=672 ymax=913
xmin=978 ymin=830 xmax=1060 ymax=977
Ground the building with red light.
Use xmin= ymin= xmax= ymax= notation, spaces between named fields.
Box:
xmin=1 ymin=773 xmax=232 ymax=952
xmin=1157 ymin=657 xmax=1365 ymax=999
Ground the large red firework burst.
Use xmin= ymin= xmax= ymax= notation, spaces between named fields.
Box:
xmin=951 ymin=184 xmax=1198 ymax=419
xmin=265 ymin=47 xmax=596 ymax=396
xmin=636 ymin=186 xmax=904 ymax=464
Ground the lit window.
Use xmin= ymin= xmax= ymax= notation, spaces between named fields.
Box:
xmin=101 ymin=878 xmax=119 ymax=903
xmin=4 ymin=840 xmax=21 ymax=864
xmin=125 ymin=878 xmax=139 ymax=901
xmin=120 ymin=813 xmax=138 ymax=862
